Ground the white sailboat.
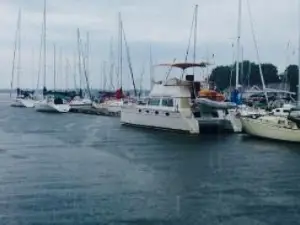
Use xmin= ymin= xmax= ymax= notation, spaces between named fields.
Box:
xmin=241 ymin=0 xmax=300 ymax=142
xmin=92 ymin=13 xmax=125 ymax=116
xmin=10 ymin=9 xmax=35 ymax=108
xmin=35 ymin=3 xmax=70 ymax=114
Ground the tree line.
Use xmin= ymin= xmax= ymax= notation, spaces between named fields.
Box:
xmin=209 ymin=60 xmax=299 ymax=95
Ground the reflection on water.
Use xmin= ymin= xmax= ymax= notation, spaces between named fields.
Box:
xmin=0 ymin=94 xmax=300 ymax=224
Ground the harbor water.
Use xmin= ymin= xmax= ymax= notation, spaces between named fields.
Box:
xmin=0 ymin=94 xmax=300 ymax=224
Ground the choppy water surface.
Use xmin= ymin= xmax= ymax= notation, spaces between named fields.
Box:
xmin=0 ymin=94 xmax=300 ymax=224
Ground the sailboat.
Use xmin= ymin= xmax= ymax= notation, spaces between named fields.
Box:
xmin=35 ymin=1 xmax=70 ymax=113
xmin=69 ymin=30 xmax=93 ymax=110
xmin=10 ymin=9 xmax=35 ymax=108
xmin=92 ymin=13 xmax=127 ymax=116
xmin=241 ymin=0 xmax=300 ymax=142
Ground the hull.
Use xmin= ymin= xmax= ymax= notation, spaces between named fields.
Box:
xmin=121 ymin=105 xmax=199 ymax=134
xmin=11 ymin=98 xmax=36 ymax=108
xmin=241 ymin=117 xmax=300 ymax=142
xmin=92 ymin=102 xmax=121 ymax=116
xmin=35 ymin=101 xmax=70 ymax=113
xmin=70 ymin=103 xmax=92 ymax=110
xmin=69 ymin=99 xmax=92 ymax=110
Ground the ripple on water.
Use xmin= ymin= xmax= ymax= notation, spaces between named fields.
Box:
xmin=0 ymin=100 xmax=300 ymax=224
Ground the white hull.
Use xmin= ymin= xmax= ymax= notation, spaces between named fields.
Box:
xmin=70 ymin=103 xmax=92 ymax=110
xmin=35 ymin=101 xmax=70 ymax=113
xmin=11 ymin=98 xmax=36 ymax=108
xmin=69 ymin=99 xmax=92 ymax=110
xmin=241 ymin=116 xmax=300 ymax=142
xmin=121 ymin=105 xmax=200 ymax=134
xmin=92 ymin=101 xmax=122 ymax=116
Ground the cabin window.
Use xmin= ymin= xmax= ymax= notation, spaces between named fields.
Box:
xmin=275 ymin=109 xmax=280 ymax=113
xmin=161 ymin=98 xmax=174 ymax=107
xmin=148 ymin=98 xmax=160 ymax=106
xmin=283 ymin=110 xmax=290 ymax=113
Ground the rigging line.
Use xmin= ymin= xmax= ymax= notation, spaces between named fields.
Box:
xmin=10 ymin=9 xmax=21 ymax=98
xmin=246 ymin=0 xmax=268 ymax=106
xmin=122 ymin=22 xmax=137 ymax=96
xmin=181 ymin=7 xmax=196 ymax=79
xmin=36 ymin=21 xmax=44 ymax=92
xmin=165 ymin=58 xmax=177 ymax=80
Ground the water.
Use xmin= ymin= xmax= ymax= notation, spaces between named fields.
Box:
xmin=0 ymin=94 xmax=300 ymax=224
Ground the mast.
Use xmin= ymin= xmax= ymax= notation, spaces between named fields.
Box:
xmin=118 ymin=12 xmax=123 ymax=88
xmin=53 ymin=44 xmax=56 ymax=90
xmin=77 ymin=28 xmax=83 ymax=91
xmin=16 ymin=9 xmax=22 ymax=91
xmin=246 ymin=0 xmax=268 ymax=106
xmin=149 ymin=45 xmax=153 ymax=90
xmin=109 ymin=37 xmax=115 ymax=90
xmin=235 ymin=0 xmax=242 ymax=89
xmin=85 ymin=32 xmax=90 ymax=81
xmin=31 ymin=48 xmax=35 ymax=89
xmin=59 ymin=48 xmax=62 ymax=89
xmin=43 ymin=0 xmax=47 ymax=89
xmin=65 ymin=58 xmax=69 ymax=90
xmin=193 ymin=4 xmax=198 ymax=76
xmin=36 ymin=21 xmax=44 ymax=93
xmin=73 ymin=52 xmax=77 ymax=89
xmin=10 ymin=9 xmax=21 ymax=98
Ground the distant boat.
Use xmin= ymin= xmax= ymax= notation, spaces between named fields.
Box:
xmin=35 ymin=94 xmax=70 ymax=113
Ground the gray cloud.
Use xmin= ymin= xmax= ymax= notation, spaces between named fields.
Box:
xmin=0 ymin=0 xmax=298 ymax=89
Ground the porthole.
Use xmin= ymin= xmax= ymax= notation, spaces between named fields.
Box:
xmin=155 ymin=111 xmax=159 ymax=115
xmin=165 ymin=112 xmax=170 ymax=116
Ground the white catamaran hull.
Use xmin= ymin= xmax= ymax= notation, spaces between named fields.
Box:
xmin=35 ymin=101 xmax=70 ymax=113
xmin=121 ymin=105 xmax=199 ymax=134
xmin=241 ymin=117 xmax=300 ymax=142
xmin=11 ymin=98 xmax=36 ymax=108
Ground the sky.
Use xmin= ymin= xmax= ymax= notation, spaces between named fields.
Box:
xmin=0 ymin=0 xmax=299 ymax=90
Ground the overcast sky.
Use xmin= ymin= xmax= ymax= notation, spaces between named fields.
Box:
xmin=0 ymin=0 xmax=298 ymax=89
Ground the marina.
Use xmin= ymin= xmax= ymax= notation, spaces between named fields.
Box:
xmin=2 ymin=0 xmax=300 ymax=224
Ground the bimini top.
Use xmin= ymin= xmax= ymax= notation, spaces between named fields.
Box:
xmin=156 ymin=62 xmax=210 ymax=70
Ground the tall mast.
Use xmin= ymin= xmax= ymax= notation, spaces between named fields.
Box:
xmin=10 ymin=9 xmax=21 ymax=98
xmin=73 ymin=52 xmax=77 ymax=89
xmin=31 ymin=47 xmax=35 ymax=89
xmin=119 ymin=12 xmax=123 ymax=88
xmin=235 ymin=0 xmax=242 ymax=89
xmin=43 ymin=0 xmax=47 ymax=89
xmin=17 ymin=9 xmax=22 ymax=90
xmin=193 ymin=5 xmax=198 ymax=76
xmin=85 ymin=32 xmax=90 ymax=80
xmin=65 ymin=58 xmax=69 ymax=90
xmin=77 ymin=28 xmax=83 ymax=90
xmin=59 ymin=48 xmax=62 ymax=89
xmin=53 ymin=44 xmax=56 ymax=90
xmin=149 ymin=45 xmax=153 ymax=90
